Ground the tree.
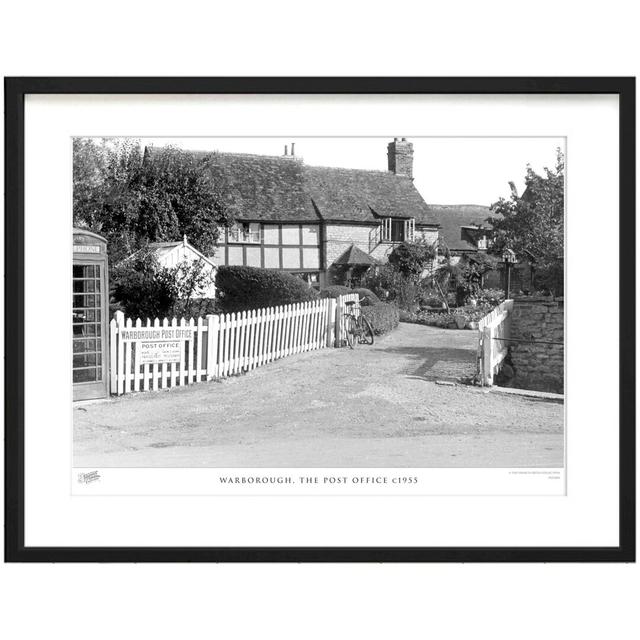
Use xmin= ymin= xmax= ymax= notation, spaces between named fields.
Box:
xmin=488 ymin=149 xmax=564 ymax=293
xmin=387 ymin=238 xmax=437 ymax=282
xmin=111 ymin=248 xmax=216 ymax=319
xmin=73 ymin=139 xmax=233 ymax=263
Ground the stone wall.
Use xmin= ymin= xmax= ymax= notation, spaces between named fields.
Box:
xmin=508 ymin=296 xmax=564 ymax=394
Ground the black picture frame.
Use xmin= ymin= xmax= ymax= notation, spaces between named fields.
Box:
xmin=4 ymin=77 xmax=635 ymax=563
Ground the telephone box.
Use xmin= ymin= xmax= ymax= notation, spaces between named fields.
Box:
xmin=73 ymin=229 xmax=109 ymax=401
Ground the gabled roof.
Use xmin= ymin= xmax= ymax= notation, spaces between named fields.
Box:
xmin=333 ymin=244 xmax=379 ymax=266
xmin=304 ymin=166 xmax=437 ymax=225
xmin=429 ymin=204 xmax=495 ymax=252
xmin=126 ymin=236 xmax=216 ymax=267
xmin=144 ymin=147 xmax=438 ymax=226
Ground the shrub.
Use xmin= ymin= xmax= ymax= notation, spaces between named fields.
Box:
xmin=319 ymin=285 xmax=352 ymax=299
xmin=352 ymin=287 xmax=381 ymax=306
xmin=361 ymin=266 xmax=422 ymax=311
xmin=216 ymin=266 xmax=318 ymax=312
xmin=388 ymin=239 xmax=437 ymax=280
xmin=476 ymin=288 xmax=505 ymax=306
xmin=361 ymin=302 xmax=400 ymax=336
xmin=112 ymin=248 xmax=215 ymax=319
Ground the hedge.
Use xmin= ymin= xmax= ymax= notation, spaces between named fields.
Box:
xmin=319 ymin=285 xmax=352 ymax=299
xmin=320 ymin=286 xmax=381 ymax=307
xmin=361 ymin=302 xmax=400 ymax=336
xmin=351 ymin=287 xmax=381 ymax=306
xmin=216 ymin=266 xmax=318 ymax=312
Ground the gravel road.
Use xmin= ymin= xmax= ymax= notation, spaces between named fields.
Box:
xmin=74 ymin=323 xmax=564 ymax=468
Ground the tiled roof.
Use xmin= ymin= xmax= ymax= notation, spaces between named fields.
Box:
xmin=144 ymin=147 xmax=438 ymax=225
xmin=429 ymin=204 xmax=495 ymax=252
xmin=333 ymin=244 xmax=380 ymax=266
xmin=304 ymin=165 xmax=437 ymax=225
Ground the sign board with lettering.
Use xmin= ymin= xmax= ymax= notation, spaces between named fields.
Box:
xmin=120 ymin=327 xmax=195 ymax=342
xmin=138 ymin=340 xmax=183 ymax=365
xmin=73 ymin=244 xmax=102 ymax=254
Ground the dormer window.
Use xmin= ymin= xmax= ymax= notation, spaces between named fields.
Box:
xmin=228 ymin=222 xmax=261 ymax=244
xmin=380 ymin=217 xmax=415 ymax=243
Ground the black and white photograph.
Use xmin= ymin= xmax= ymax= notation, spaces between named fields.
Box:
xmin=72 ymin=135 xmax=565 ymax=471
xmin=6 ymin=77 xmax=632 ymax=564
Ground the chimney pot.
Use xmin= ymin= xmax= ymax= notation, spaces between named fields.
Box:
xmin=291 ymin=142 xmax=295 ymax=156
xmin=284 ymin=144 xmax=288 ymax=156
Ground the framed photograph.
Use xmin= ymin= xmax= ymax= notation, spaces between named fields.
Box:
xmin=4 ymin=77 xmax=635 ymax=562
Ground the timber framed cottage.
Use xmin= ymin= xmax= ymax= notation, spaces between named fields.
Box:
xmin=146 ymin=138 xmax=440 ymax=288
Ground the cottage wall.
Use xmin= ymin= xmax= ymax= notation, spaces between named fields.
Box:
xmin=508 ymin=296 xmax=564 ymax=394
xmin=324 ymin=224 xmax=438 ymax=266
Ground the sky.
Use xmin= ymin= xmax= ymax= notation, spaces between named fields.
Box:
xmin=140 ymin=136 xmax=564 ymax=206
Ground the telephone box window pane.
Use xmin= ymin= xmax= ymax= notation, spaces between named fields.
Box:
xmin=264 ymin=247 xmax=280 ymax=268
xmin=302 ymin=247 xmax=320 ymax=269
xmin=74 ymin=279 xmax=97 ymax=293
xmin=73 ymin=323 xmax=99 ymax=337
xmin=74 ymin=353 xmax=101 ymax=368
xmin=263 ymin=225 xmax=279 ymax=244
xmin=282 ymin=248 xmax=300 ymax=269
xmin=301 ymin=225 xmax=319 ymax=245
xmin=281 ymin=225 xmax=300 ymax=245
xmin=73 ymin=264 xmax=95 ymax=278
xmin=74 ymin=338 xmax=99 ymax=353
xmin=73 ymin=308 xmax=97 ymax=322
xmin=246 ymin=246 xmax=261 ymax=267
xmin=73 ymin=368 xmax=98 ymax=383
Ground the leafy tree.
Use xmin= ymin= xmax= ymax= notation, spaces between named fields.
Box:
xmin=73 ymin=139 xmax=233 ymax=263
xmin=488 ymin=149 xmax=564 ymax=293
xmin=111 ymin=248 xmax=216 ymax=318
xmin=387 ymin=238 xmax=437 ymax=282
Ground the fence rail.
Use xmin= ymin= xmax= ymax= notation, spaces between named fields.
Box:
xmin=477 ymin=299 xmax=514 ymax=386
xmin=110 ymin=297 xmax=341 ymax=395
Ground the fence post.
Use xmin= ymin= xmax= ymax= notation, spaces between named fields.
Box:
xmin=114 ymin=310 xmax=125 ymax=395
xmin=109 ymin=315 xmax=118 ymax=395
xmin=482 ymin=326 xmax=493 ymax=386
xmin=206 ymin=314 xmax=219 ymax=380
xmin=326 ymin=298 xmax=337 ymax=347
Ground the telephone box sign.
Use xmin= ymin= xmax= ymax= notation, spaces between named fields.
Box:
xmin=138 ymin=340 xmax=183 ymax=364
xmin=73 ymin=244 xmax=101 ymax=253
xmin=120 ymin=327 xmax=194 ymax=341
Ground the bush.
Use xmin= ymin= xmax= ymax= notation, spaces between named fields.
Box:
xmin=476 ymin=288 xmax=505 ymax=306
xmin=319 ymin=285 xmax=352 ymax=299
xmin=216 ymin=266 xmax=318 ymax=312
xmin=361 ymin=302 xmax=400 ymax=335
xmin=351 ymin=287 xmax=381 ymax=306
xmin=112 ymin=248 xmax=215 ymax=319
xmin=361 ymin=266 xmax=422 ymax=311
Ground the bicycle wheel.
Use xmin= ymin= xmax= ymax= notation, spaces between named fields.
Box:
xmin=345 ymin=315 xmax=357 ymax=349
xmin=359 ymin=315 xmax=375 ymax=345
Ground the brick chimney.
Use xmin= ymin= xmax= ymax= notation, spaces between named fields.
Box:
xmin=387 ymin=137 xmax=414 ymax=178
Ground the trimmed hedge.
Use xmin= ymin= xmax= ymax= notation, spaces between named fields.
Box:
xmin=320 ymin=286 xmax=381 ymax=307
xmin=216 ymin=266 xmax=318 ymax=312
xmin=352 ymin=287 xmax=381 ymax=306
xmin=361 ymin=302 xmax=400 ymax=336
xmin=319 ymin=285 xmax=352 ymax=299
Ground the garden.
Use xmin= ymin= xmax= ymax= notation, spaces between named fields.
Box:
xmin=358 ymin=239 xmax=506 ymax=331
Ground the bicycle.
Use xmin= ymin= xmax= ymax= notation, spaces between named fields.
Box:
xmin=343 ymin=298 xmax=375 ymax=348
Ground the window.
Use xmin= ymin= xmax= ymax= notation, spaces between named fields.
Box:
xmin=228 ymin=222 xmax=261 ymax=244
xmin=380 ymin=218 xmax=415 ymax=243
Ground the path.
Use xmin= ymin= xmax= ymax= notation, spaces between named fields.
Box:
xmin=74 ymin=323 xmax=564 ymax=468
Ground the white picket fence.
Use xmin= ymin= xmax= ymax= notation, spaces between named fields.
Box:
xmin=477 ymin=299 xmax=514 ymax=385
xmin=110 ymin=297 xmax=346 ymax=395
